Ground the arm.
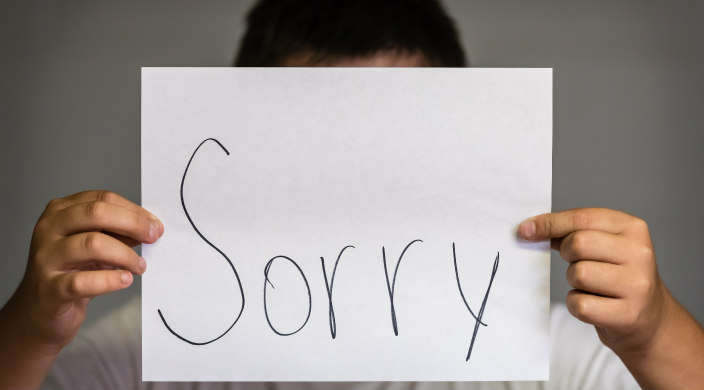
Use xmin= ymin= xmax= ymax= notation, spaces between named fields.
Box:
xmin=0 ymin=190 xmax=163 ymax=389
xmin=518 ymin=208 xmax=704 ymax=389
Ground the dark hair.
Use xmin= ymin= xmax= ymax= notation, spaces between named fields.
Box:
xmin=234 ymin=0 xmax=467 ymax=67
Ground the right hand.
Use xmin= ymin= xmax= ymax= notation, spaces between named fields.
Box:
xmin=12 ymin=190 xmax=163 ymax=349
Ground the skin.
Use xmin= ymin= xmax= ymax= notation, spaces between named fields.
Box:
xmin=279 ymin=50 xmax=431 ymax=67
xmin=1 ymin=54 xmax=702 ymax=389
xmin=0 ymin=190 xmax=164 ymax=389
xmin=518 ymin=209 xmax=704 ymax=389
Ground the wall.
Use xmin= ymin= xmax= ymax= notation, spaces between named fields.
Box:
xmin=1 ymin=0 xmax=702 ymax=326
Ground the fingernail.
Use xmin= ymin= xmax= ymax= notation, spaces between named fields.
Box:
xmin=121 ymin=272 xmax=132 ymax=285
xmin=139 ymin=256 xmax=147 ymax=272
xmin=148 ymin=214 xmax=163 ymax=240
xmin=519 ymin=220 xmax=536 ymax=239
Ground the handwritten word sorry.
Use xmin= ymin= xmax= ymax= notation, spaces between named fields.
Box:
xmin=157 ymin=138 xmax=500 ymax=362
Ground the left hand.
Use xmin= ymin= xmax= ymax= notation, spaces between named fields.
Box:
xmin=517 ymin=207 xmax=667 ymax=354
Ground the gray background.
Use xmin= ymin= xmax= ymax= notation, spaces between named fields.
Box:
xmin=1 ymin=0 xmax=702 ymax=326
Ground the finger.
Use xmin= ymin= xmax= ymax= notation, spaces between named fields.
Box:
xmin=558 ymin=230 xmax=645 ymax=265
xmin=104 ymin=231 xmax=142 ymax=248
xmin=52 ymin=232 xmax=146 ymax=275
xmin=566 ymin=289 xmax=628 ymax=329
xmin=566 ymin=261 xmax=627 ymax=297
xmin=518 ymin=208 xmax=635 ymax=240
xmin=47 ymin=190 xmax=143 ymax=212
xmin=51 ymin=200 xmax=163 ymax=243
xmin=55 ymin=270 xmax=133 ymax=300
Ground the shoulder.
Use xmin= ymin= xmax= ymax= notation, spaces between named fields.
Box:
xmin=548 ymin=303 xmax=639 ymax=389
xmin=43 ymin=295 xmax=142 ymax=389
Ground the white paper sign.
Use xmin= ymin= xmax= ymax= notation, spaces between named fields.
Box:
xmin=141 ymin=68 xmax=552 ymax=382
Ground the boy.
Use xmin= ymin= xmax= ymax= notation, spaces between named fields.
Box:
xmin=1 ymin=0 xmax=702 ymax=388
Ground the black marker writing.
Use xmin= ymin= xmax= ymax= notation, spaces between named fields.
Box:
xmin=453 ymin=243 xmax=499 ymax=361
xmin=263 ymin=255 xmax=312 ymax=336
xmin=383 ymin=239 xmax=423 ymax=336
xmin=159 ymin=141 xmax=507 ymax=360
xmin=158 ymin=137 xmax=246 ymax=346
xmin=320 ymin=245 xmax=355 ymax=339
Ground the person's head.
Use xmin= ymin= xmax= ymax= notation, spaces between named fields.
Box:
xmin=234 ymin=0 xmax=467 ymax=67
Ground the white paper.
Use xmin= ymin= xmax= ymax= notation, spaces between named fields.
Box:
xmin=141 ymin=68 xmax=552 ymax=382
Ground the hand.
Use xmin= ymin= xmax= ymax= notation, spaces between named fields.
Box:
xmin=518 ymin=208 xmax=704 ymax=389
xmin=0 ymin=190 xmax=163 ymax=388
xmin=518 ymin=207 xmax=664 ymax=353
xmin=13 ymin=190 xmax=164 ymax=349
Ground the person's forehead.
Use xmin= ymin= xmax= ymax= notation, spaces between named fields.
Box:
xmin=281 ymin=51 xmax=430 ymax=67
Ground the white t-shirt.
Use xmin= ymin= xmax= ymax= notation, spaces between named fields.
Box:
xmin=42 ymin=297 xmax=639 ymax=390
